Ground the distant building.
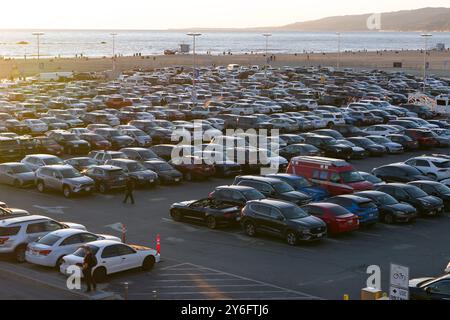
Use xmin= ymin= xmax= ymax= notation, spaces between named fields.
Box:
xmin=436 ymin=43 xmax=446 ymax=51
xmin=179 ymin=44 xmax=190 ymax=54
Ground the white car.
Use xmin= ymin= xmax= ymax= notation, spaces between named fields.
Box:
xmin=320 ymin=113 xmax=345 ymax=127
xmin=21 ymin=154 xmax=65 ymax=171
xmin=121 ymin=129 xmax=152 ymax=147
xmin=60 ymin=240 xmax=160 ymax=282
xmin=206 ymin=118 xmax=225 ymax=130
xmin=404 ymin=156 xmax=450 ymax=180
xmin=441 ymin=178 xmax=450 ymax=187
xmin=363 ymin=125 xmax=401 ymax=137
xmin=26 ymin=229 xmax=121 ymax=268
xmin=22 ymin=119 xmax=48 ymax=134
xmin=228 ymin=104 xmax=254 ymax=115
xmin=0 ymin=215 xmax=86 ymax=262
xmin=69 ymin=128 xmax=90 ymax=136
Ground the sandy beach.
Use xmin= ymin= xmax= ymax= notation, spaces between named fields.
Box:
xmin=1 ymin=50 xmax=450 ymax=80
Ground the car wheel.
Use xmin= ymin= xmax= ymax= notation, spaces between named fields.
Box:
xmin=55 ymin=256 xmax=65 ymax=269
xmin=170 ymin=209 xmax=183 ymax=222
xmin=142 ymin=256 xmax=156 ymax=271
xmin=13 ymin=179 xmax=21 ymax=188
xmin=286 ymin=230 xmax=298 ymax=246
xmin=98 ymin=183 xmax=108 ymax=194
xmin=184 ymin=172 xmax=192 ymax=181
xmin=93 ymin=267 xmax=107 ymax=283
xmin=15 ymin=245 xmax=27 ymax=263
xmin=427 ymin=173 xmax=437 ymax=180
xmin=244 ymin=221 xmax=256 ymax=237
xmin=37 ymin=181 xmax=45 ymax=193
xmin=206 ymin=216 xmax=217 ymax=229
xmin=327 ymin=122 xmax=333 ymax=128
xmin=63 ymin=185 xmax=72 ymax=198
xmin=384 ymin=214 xmax=394 ymax=224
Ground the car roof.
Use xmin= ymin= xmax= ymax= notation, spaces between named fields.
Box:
xmin=331 ymin=195 xmax=372 ymax=202
xmin=216 ymin=185 xmax=256 ymax=191
xmin=0 ymin=215 xmax=51 ymax=226
xmin=94 ymin=165 xmax=123 ymax=171
xmin=44 ymin=228 xmax=87 ymax=238
xmin=247 ymin=199 xmax=295 ymax=208
xmin=85 ymin=239 xmax=124 ymax=247
xmin=409 ymin=156 xmax=448 ymax=162
xmin=354 ymin=190 xmax=386 ymax=197
xmin=265 ymin=173 xmax=302 ymax=180
xmin=237 ymin=175 xmax=284 ymax=184
xmin=408 ymin=180 xmax=442 ymax=186
xmin=40 ymin=165 xmax=73 ymax=170
xmin=304 ymin=202 xmax=344 ymax=209
xmin=27 ymin=154 xmax=59 ymax=159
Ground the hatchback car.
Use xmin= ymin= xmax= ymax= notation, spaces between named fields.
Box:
xmin=240 ymin=199 xmax=327 ymax=245
xmin=408 ymin=181 xmax=450 ymax=211
xmin=264 ymin=173 xmax=328 ymax=201
xmin=142 ymin=160 xmax=182 ymax=185
xmin=326 ymin=195 xmax=379 ymax=226
xmin=372 ymin=163 xmax=431 ymax=183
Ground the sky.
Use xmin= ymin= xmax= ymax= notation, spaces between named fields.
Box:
xmin=1 ymin=0 xmax=449 ymax=29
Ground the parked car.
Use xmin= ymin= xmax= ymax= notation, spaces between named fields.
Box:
xmin=84 ymin=165 xmax=128 ymax=193
xmin=94 ymin=128 xmax=135 ymax=149
xmin=279 ymin=144 xmax=321 ymax=160
xmin=303 ymin=135 xmax=353 ymax=160
xmin=0 ymin=138 xmax=23 ymax=162
xmin=60 ymin=240 xmax=160 ymax=282
xmin=386 ymin=134 xmax=419 ymax=150
xmin=302 ymin=203 xmax=359 ymax=235
xmin=170 ymin=198 xmax=241 ymax=229
xmin=409 ymin=274 xmax=450 ymax=300
xmin=404 ymin=156 xmax=450 ymax=181
xmin=47 ymin=131 xmax=91 ymax=155
xmin=376 ymin=183 xmax=444 ymax=217
xmin=408 ymin=181 xmax=450 ymax=211
xmin=358 ymin=171 xmax=385 ymax=187
xmin=25 ymin=229 xmax=121 ymax=267
xmin=142 ymin=160 xmax=182 ymax=185
xmin=209 ymin=185 xmax=266 ymax=207
xmin=88 ymin=150 xmax=127 ymax=165
xmin=0 ymin=215 xmax=86 ymax=262
xmin=326 ymin=195 xmax=379 ymax=226
xmin=366 ymin=136 xmax=404 ymax=154
xmin=21 ymin=154 xmax=65 ymax=171
xmin=347 ymin=137 xmax=387 ymax=157
xmin=264 ymin=173 xmax=328 ymax=201
xmin=34 ymin=136 xmax=64 ymax=155
xmin=0 ymin=162 xmax=35 ymax=188
xmin=169 ymin=155 xmax=215 ymax=181
xmin=354 ymin=191 xmax=417 ymax=224
xmin=404 ymin=129 xmax=439 ymax=149
xmin=64 ymin=157 xmax=97 ymax=172
xmin=105 ymin=159 xmax=158 ymax=187
xmin=120 ymin=147 xmax=160 ymax=162
xmin=372 ymin=163 xmax=431 ymax=183
xmin=79 ymin=133 xmax=112 ymax=150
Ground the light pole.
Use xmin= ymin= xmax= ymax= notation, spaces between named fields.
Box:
xmin=421 ymin=33 xmax=432 ymax=93
xmin=262 ymin=33 xmax=272 ymax=79
xmin=32 ymin=32 xmax=44 ymax=68
xmin=337 ymin=32 xmax=341 ymax=69
xmin=187 ymin=33 xmax=201 ymax=101
xmin=110 ymin=33 xmax=118 ymax=72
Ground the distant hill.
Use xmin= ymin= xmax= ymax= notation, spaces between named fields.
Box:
xmin=276 ymin=7 xmax=450 ymax=32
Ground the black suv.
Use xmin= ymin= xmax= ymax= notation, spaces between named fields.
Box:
xmin=376 ymin=183 xmax=444 ymax=217
xmin=47 ymin=131 xmax=91 ymax=155
xmin=233 ymin=175 xmax=312 ymax=205
xmin=303 ymin=134 xmax=353 ymax=160
xmin=84 ymin=165 xmax=127 ymax=193
xmin=240 ymin=199 xmax=327 ymax=245
xmin=209 ymin=185 xmax=266 ymax=207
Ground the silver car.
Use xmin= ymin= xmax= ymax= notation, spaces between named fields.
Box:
xmin=35 ymin=165 xmax=95 ymax=198
xmin=21 ymin=154 xmax=65 ymax=171
xmin=0 ymin=163 xmax=36 ymax=187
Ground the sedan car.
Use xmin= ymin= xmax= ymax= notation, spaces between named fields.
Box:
xmin=60 ymin=240 xmax=160 ymax=282
xmin=34 ymin=136 xmax=64 ymax=156
xmin=408 ymin=181 xmax=450 ymax=211
xmin=79 ymin=133 xmax=112 ymax=150
xmin=0 ymin=162 xmax=36 ymax=188
xmin=358 ymin=171 xmax=385 ymax=187
xmin=209 ymin=185 xmax=266 ymax=207
xmin=404 ymin=156 xmax=450 ymax=181
xmin=169 ymin=156 xmax=215 ymax=181
xmin=25 ymin=229 xmax=121 ymax=268
xmin=347 ymin=137 xmax=387 ymax=157
xmin=142 ymin=160 xmax=182 ymax=185
xmin=302 ymin=203 xmax=359 ymax=235
xmin=372 ymin=163 xmax=431 ymax=183
xmin=21 ymin=154 xmax=65 ymax=171
xmin=170 ymin=198 xmax=241 ymax=229
xmin=264 ymin=173 xmax=328 ymax=201
xmin=409 ymin=274 xmax=450 ymax=300
xmin=366 ymin=136 xmax=404 ymax=154
xmin=354 ymin=190 xmax=417 ymax=224
xmin=386 ymin=134 xmax=419 ymax=150
xmin=377 ymin=183 xmax=444 ymax=217
xmin=326 ymin=195 xmax=379 ymax=226
xmin=105 ymin=159 xmax=158 ymax=187
xmin=279 ymin=143 xmax=321 ymax=160
xmin=240 ymin=199 xmax=327 ymax=245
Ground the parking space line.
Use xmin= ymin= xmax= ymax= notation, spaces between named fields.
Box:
xmin=158 ymin=273 xmax=225 ymax=276
xmin=153 ymin=278 xmax=247 ymax=282
xmin=357 ymin=231 xmax=382 ymax=237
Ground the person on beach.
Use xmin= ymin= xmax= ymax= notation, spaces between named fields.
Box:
xmin=82 ymin=246 xmax=97 ymax=293
xmin=123 ymin=177 xmax=135 ymax=205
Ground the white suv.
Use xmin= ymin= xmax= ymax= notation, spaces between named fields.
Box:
xmin=404 ymin=156 xmax=450 ymax=181
xmin=0 ymin=215 xmax=86 ymax=262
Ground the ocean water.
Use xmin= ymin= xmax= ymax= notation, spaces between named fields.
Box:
xmin=0 ymin=30 xmax=449 ymax=58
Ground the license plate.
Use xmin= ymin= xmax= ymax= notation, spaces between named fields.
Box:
xmin=86 ymin=187 xmax=91 ymax=192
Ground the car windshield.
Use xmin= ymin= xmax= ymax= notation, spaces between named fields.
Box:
xmin=273 ymin=182 xmax=295 ymax=193
xmin=37 ymin=234 xmax=62 ymax=246
xmin=329 ymin=206 xmax=352 ymax=216
xmin=363 ymin=173 xmax=382 ymax=184
xmin=281 ymin=206 xmax=309 ymax=219
xmin=406 ymin=187 xmax=428 ymax=198
xmin=139 ymin=150 xmax=158 ymax=159
xmin=109 ymin=131 xmax=121 ymax=137
xmin=127 ymin=162 xmax=146 ymax=172
xmin=43 ymin=157 xmax=63 ymax=165
xmin=75 ymin=159 xmax=96 ymax=166
xmin=341 ymin=171 xmax=364 ymax=183
xmin=372 ymin=137 xmax=390 ymax=144
xmin=107 ymin=170 xmax=125 ymax=177
xmin=377 ymin=193 xmax=398 ymax=205
xmin=322 ymin=137 xmax=338 ymax=145
xmin=39 ymin=138 xmax=57 ymax=145
xmin=241 ymin=189 xmax=265 ymax=200
xmin=433 ymin=161 xmax=450 ymax=169
xmin=435 ymin=184 xmax=450 ymax=195
xmin=73 ymin=245 xmax=99 ymax=257
xmin=357 ymin=138 xmax=375 ymax=146
xmin=60 ymin=168 xmax=83 ymax=178
xmin=10 ymin=165 xmax=31 ymax=173
xmin=64 ymin=134 xmax=79 ymax=141
xmin=290 ymin=177 xmax=313 ymax=188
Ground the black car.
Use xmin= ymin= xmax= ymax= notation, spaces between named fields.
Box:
xmin=354 ymin=190 xmax=417 ymax=224
xmin=48 ymin=132 xmax=91 ymax=155
xmin=409 ymin=274 xmax=450 ymax=300
xmin=347 ymin=137 xmax=386 ymax=157
xmin=119 ymin=147 xmax=161 ymax=161
xmin=198 ymin=150 xmax=242 ymax=178
xmin=331 ymin=124 xmax=369 ymax=138
xmin=209 ymin=185 xmax=266 ymax=207
xmin=279 ymin=143 xmax=321 ymax=160
xmin=408 ymin=181 xmax=450 ymax=211
xmin=64 ymin=157 xmax=97 ymax=172
xmin=147 ymin=128 xmax=173 ymax=144
xmin=151 ymin=144 xmax=194 ymax=162
xmin=240 ymin=199 xmax=327 ymax=245
xmin=312 ymin=129 xmax=344 ymax=140
xmin=84 ymin=165 xmax=127 ymax=193
xmin=303 ymin=135 xmax=353 ymax=160
xmin=376 ymin=183 xmax=444 ymax=217
xmin=372 ymin=164 xmax=431 ymax=183
xmin=279 ymin=134 xmax=305 ymax=145
xmin=0 ymin=138 xmax=22 ymax=162
xmin=233 ymin=175 xmax=312 ymax=205
xmin=386 ymin=134 xmax=419 ymax=150
xmin=169 ymin=198 xmax=241 ymax=229
xmin=142 ymin=160 xmax=182 ymax=184
xmin=5 ymin=120 xmax=31 ymax=135
xmin=93 ymin=128 xmax=135 ymax=149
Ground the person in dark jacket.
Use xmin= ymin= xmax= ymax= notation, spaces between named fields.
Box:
xmin=123 ymin=177 xmax=135 ymax=204
xmin=82 ymin=246 xmax=97 ymax=292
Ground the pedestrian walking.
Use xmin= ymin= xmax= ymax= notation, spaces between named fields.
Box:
xmin=123 ymin=177 xmax=135 ymax=204
xmin=82 ymin=246 xmax=97 ymax=293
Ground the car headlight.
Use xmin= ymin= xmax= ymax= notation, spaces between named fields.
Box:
xmin=394 ymin=211 xmax=407 ymax=216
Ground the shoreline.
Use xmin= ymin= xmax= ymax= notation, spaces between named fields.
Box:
xmin=1 ymin=50 xmax=450 ymax=79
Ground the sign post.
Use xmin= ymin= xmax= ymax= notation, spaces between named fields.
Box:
xmin=389 ymin=263 xmax=409 ymax=300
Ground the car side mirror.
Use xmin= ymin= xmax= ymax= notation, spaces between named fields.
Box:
xmin=425 ymin=287 xmax=432 ymax=294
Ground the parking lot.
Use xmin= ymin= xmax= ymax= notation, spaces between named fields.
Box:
xmin=1 ymin=147 xmax=449 ymax=300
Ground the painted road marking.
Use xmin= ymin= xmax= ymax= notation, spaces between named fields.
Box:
xmin=33 ymin=205 xmax=68 ymax=214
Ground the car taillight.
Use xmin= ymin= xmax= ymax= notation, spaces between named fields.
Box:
xmin=39 ymin=250 xmax=52 ymax=256
xmin=208 ymin=192 xmax=213 ymax=198
xmin=0 ymin=237 xmax=9 ymax=245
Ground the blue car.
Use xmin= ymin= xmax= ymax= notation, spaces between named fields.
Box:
xmin=265 ymin=173 xmax=329 ymax=201
xmin=326 ymin=195 xmax=379 ymax=225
